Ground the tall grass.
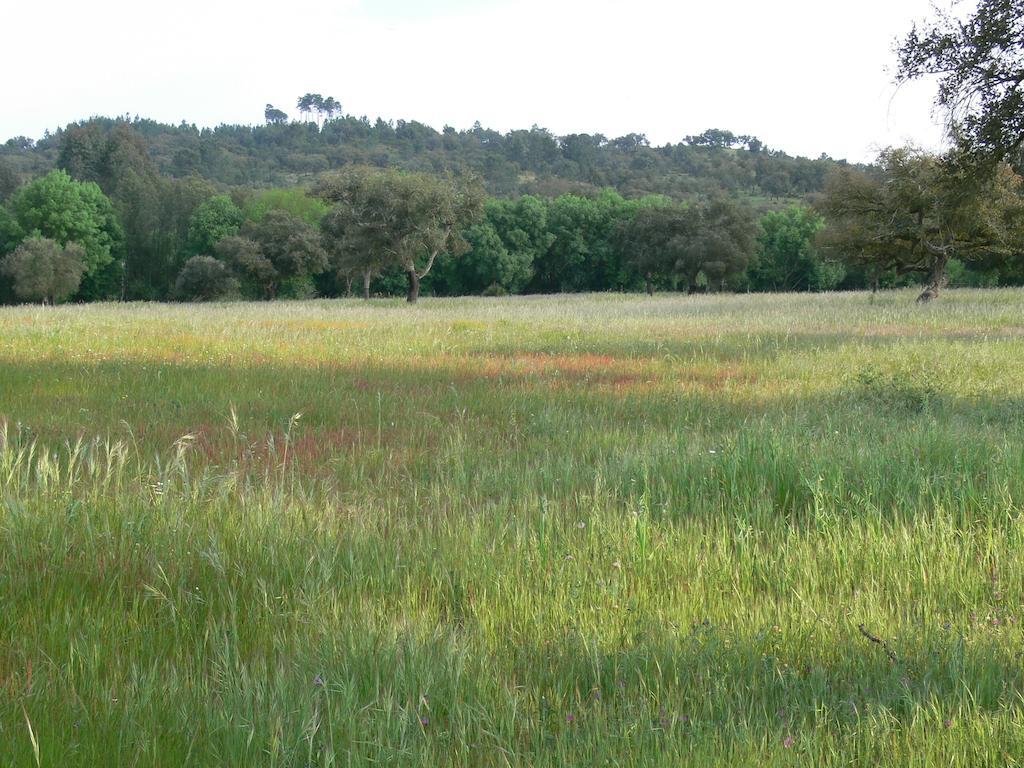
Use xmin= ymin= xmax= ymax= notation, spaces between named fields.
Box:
xmin=2 ymin=290 xmax=1024 ymax=765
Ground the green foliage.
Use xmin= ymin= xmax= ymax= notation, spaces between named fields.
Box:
xmin=319 ymin=203 xmax=388 ymax=298
xmin=316 ymin=167 xmax=485 ymax=301
xmin=750 ymin=206 xmax=842 ymax=291
xmin=946 ymin=258 xmax=1002 ymax=288
xmin=4 ymin=119 xmax=1023 ymax=303
xmin=187 ymin=195 xmax=244 ymax=257
xmin=244 ymin=210 xmax=328 ymax=295
xmin=5 ymin=169 xmax=123 ymax=299
xmin=0 ymin=158 xmax=19 ymax=202
xmin=173 ymin=255 xmax=239 ymax=301
xmin=433 ymin=222 xmax=516 ymax=295
xmin=897 ymin=0 xmax=1024 ymax=166
xmin=55 ymin=124 xmax=219 ymax=300
xmin=816 ymin=147 xmax=1024 ymax=299
xmin=264 ymin=104 xmax=289 ymax=125
xmin=674 ymin=197 xmax=759 ymax=292
xmin=488 ymin=196 xmax=556 ymax=269
xmin=0 ymin=206 xmax=23 ymax=255
xmin=616 ymin=202 xmax=690 ymax=292
xmin=9 ymin=115 xmax=844 ymax=200
xmin=215 ymin=211 xmax=327 ymax=299
xmin=532 ymin=190 xmax=641 ymax=292
xmin=241 ymin=188 xmax=329 ymax=226
xmin=0 ymin=236 xmax=86 ymax=304
xmin=432 ymin=196 xmax=552 ymax=294
xmin=215 ymin=236 xmax=274 ymax=298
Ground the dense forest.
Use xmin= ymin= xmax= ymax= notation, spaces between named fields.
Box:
xmin=1 ymin=60 xmax=1022 ymax=305
xmin=1 ymin=115 xmax=842 ymax=201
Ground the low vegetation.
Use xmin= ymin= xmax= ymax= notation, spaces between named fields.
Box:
xmin=3 ymin=291 xmax=1024 ymax=765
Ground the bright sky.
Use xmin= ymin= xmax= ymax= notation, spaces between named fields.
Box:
xmin=1 ymin=0 xmax=957 ymax=163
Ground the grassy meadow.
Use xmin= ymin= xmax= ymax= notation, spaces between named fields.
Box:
xmin=3 ymin=290 xmax=1024 ymax=766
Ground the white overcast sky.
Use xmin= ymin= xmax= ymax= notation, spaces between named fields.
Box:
xmin=1 ymin=0 xmax=958 ymax=163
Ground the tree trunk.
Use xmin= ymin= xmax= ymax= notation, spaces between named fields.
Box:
xmin=362 ymin=271 xmax=371 ymax=300
xmin=645 ymin=273 xmax=653 ymax=296
xmin=406 ymin=269 xmax=420 ymax=304
xmin=916 ymin=256 xmax=949 ymax=303
xmin=344 ymin=276 xmax=353 ymax=298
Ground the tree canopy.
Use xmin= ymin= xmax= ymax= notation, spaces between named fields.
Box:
xmin=749 ymin=206 xmax=842 ymax=292
xmin=0 ymin=237 xmax=87 ymax=304
xmin=5 ymin=170 xmax=122 ymax=299
xmin=815 ymin=147 xmax=1024 ymax=300
xmin=897 ymin=0 xmax=1024 ymax=167
xmin=316 ymin=168 xmax=485 ymax=302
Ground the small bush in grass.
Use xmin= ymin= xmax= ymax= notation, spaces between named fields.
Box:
xmin=850 ymin=364 xmax=939 ymax=413
xmin=482 ymin=282 xmax=508 ymax=297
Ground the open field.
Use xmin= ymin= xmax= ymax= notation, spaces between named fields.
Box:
xmin=3 ymin=290 xmax=1024 ymax=766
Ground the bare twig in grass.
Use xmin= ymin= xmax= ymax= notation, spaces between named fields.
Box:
xmin=859 ymin=624 xmax=899 ymax=664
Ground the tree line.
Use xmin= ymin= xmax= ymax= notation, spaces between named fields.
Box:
xmin=0 ymin=157 xmax=851 ymax=304
xmin=3 ymin=152 xmax=1020 ymax=307
xmin=1 ymin=0 xmax=1022 ymax=305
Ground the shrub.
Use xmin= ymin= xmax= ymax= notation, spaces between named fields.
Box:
xmin=174 ymin=256 xmax=239 ymax=301
xmin=0 ymin=236 xmax=86 ymax=304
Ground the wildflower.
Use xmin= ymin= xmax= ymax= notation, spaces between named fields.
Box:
xmin=420 ymin=716 xmax=429 ymax=726
xmin=944 ymin=719 xmax=953 ymax=729
xmin=783 ymin=734 xmax=795 ymax=749
xmin=566 ymin=713 xmax=575 ymax=724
